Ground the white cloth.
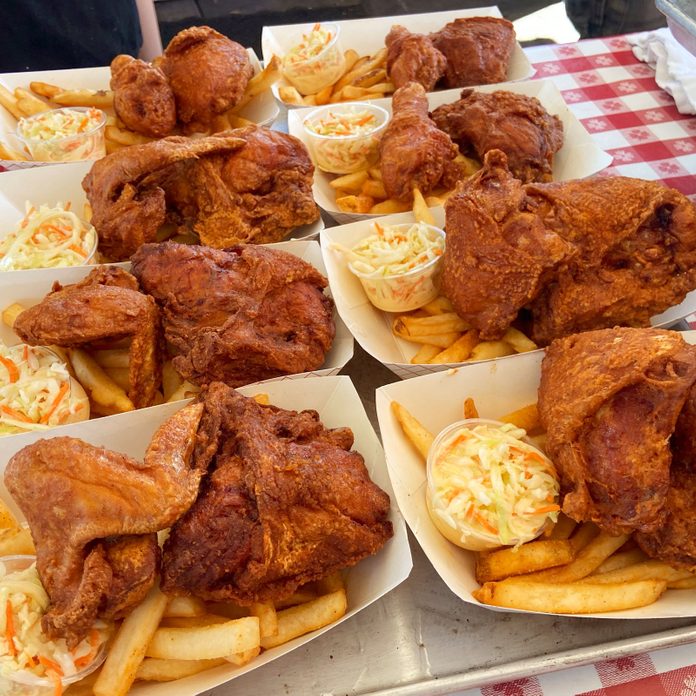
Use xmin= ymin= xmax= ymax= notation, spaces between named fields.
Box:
xmin=629 ymin=27 xmax=696 ymax=114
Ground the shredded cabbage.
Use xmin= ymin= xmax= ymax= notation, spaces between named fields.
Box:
xmin=285 ymin=24 xmax=335 ymax=64
xmin=18 ymin=108 xmax=103 ymax=142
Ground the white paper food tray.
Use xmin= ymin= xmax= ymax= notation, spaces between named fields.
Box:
xmin=321 ymin=208 xmax=696 ymax=379
xmin=0 ymin=375 xmax=412 ymax=695
xmin=262 ymin=7 xmax=534 ymax=107
xmin=290 ymin=79 xmax=613 ymax=225
xmin=376 ymin=331 xmax=696 ymax=619
xmin=0 ymin=160 xmax=324 ymax=249
xmin=0 ymin=48 xmax=279 ymax=170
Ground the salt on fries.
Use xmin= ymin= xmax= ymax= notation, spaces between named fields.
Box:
xmin=390 ymin=398 xmax=696 ymax=614
xmin=0 ymin=57 xmax=282 ymax=159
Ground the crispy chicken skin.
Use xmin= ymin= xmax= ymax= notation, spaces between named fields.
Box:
xmin=5 ymin=403 xmax=205 ymax=645
xmin=538 ymin=328 xmax=696 ymax=536
xmin=430 ymin=17 xmax=515 ymax=88
xmin=431 ymin=89 xmax=564 ymax=183
xmin=442 ymin=150 xmax=696 ymax=343
xmin=162 ymin=25 xmax=253 ymax=129
xmin=110 ymin=54 xmax=176 ymax=138
xmin=385 ymin=25 xmax=446 ymax=91
xmin=161 ymin=383 xmax=393 ymax=603
xmin=379 ymin=82 xmax=461 ymax=202
xmin=13 ymin=267 xmax=161 ymax=409
xmin=131 ymin=242 xmax=335 ymax=387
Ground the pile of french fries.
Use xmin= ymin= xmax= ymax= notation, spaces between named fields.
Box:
xmin=391 ymin=398 xmax=696 ymax=614
xmin=0 ymin=498 xmax=35 ymax=557
xmin=279 ymin=47 xmax=394 ymax=107
xmin=0 ymin=56 xmax=282 ymax=161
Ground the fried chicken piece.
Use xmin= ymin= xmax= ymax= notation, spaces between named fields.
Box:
xmin=538 ymin=328 xmax=696 ymax=536
xmin=13 ymin=267 xmax=161 ymax=408
xmin=131 ymin=242 xmax=335 ymax=387
xmin=110 ymin=54 xmax=176 ymax=138
xmin=442 ymin=150 xmax=696 ymax=342
xmin=161 ymin=383 xmax=393 ymax=603
xmin=5 ymin=403 xmax=205 ymax=645
xmin=430 ymin=17 xmax=515 ymax=88
xmin=385 ymin=25 xmax=446 ymax=91
xmin=379 ymin=82 xmax=461 ymax=202
xmin=82 ymin=129 xmax=319 ymax=259
xmin=431 ymin=89 xmax=564 ymax=183
xmin=162 ymin=25 xmax=253 ymax=129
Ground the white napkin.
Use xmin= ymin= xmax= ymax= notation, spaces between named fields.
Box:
xmin=629 ymin=27 xmax=696 ymax=114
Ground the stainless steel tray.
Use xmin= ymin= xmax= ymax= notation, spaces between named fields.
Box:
xmin=657 ymin=0 xmax=696 ymax=55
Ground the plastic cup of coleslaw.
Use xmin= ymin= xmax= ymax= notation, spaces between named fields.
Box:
xmin=344 ymin=222 xmax=445 ymax=312
xmin=283 ymin=22 xmax=345 ymax=96
xmin=16 ymin=107 xmax=107 ymax=163
xmin=425 ymin=419 xmax=560 ymax=551
xmin=0 ymin=555 xmax=108 ymax=696
xmin=303 ymin=102 xmax=389 ymax=174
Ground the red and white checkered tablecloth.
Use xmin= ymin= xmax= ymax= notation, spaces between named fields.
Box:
xmin=452 ymin=35 xmax=696 ymax=696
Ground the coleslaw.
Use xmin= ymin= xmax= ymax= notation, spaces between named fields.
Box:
xmin=426 ymin=420 xmax=560 ymax=550
xmin=283 ymin=23 xmax=345 ymax=95
xmin=0 ymin=202 xmax=97 ymax=271
xmin=0 ymin=344 xmax=87 ymax=436
xmin=0 ymin=557 xmax=109 ymax=695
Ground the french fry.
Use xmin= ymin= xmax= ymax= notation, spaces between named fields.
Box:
xmin=502 ymin=327 xmax=538 ymax=353
xmin=569 ymin=522 xmax=600 ymax=553
xmin=83 ymin=201 xmax=93 ymax=223
xmin=367 ymin=166 xmax=382 ymax=181
xmin=669 ymin=576 xmax=696 ymax=589
xmin=0 ymin=528 xmax=35 ymax=555
xmin=399 ymin=331 xmax=461 ymax=348
xmin=499 ymin=404 xmax=540 ymax=433
xmin=0 ymin=499 xmax=18 ymax=531
xmin=0 ymin=141 xmax=28 ymax=161
xmin=313 ymin=83 xmax=334 ymax=106
xmin=279 ymin=85 xmax=305 ymax=106
xmin=316 ymin=572 xmax=344 ymax=594
xmin=211 ymin=114 xmax=231 ymax=133
xmin=29 ymin=81 xmax=62 ymax=99
xmin=68 ymin=348 xmax=135 ymax=413
xmin=428 ymin=330 xmax=479 ymax=364
xmin=391 ymin=401 xmax=433 ymax=460
xmin=410 ymin=343 xmax=441 ymax=364
xmin=226 ymin=646 xmax=261 ymax=666
xmin=160 ymin=614 xmax=230 ymax=629
xmin=167 ymin=380 xmax=200 ymax=403
xmin=136 ymin=657 xmax=226 ymax=681
xmin=250 ymin=602 xmax=278 ymax=639
xmin=91 ymin=348 xmax=129 ymax=369
xmin=474 ymin=578 xmax=667 ymax=613
xmin=3 ymin=303 xmax=25 ymax=328
xmin=394 ymin=313 xmax=469 ymax=337
xmin=163 ymin=596 xmax=206 ymax=618
xmin=227 ymin=114 xmax=254 ymax=129
xmin=454 ymin=153 xmax=482 ymax=177
xmin=331 ymin=56 xmax=370 ymax=93
xmin=369 ymin=199 xmax=410 ymax=215
xmin=252 ymin=393 xmax=270 ymax=405
xmin=273 ymin=589 xmax=318 ymax=609
xmin=476 ymin=540 xmax=575 ymax=583
xmin=105 ymin=125 xmax=153 ymax=146
xmin=105 ymin=139 xmax=124 ymax=155
xmin=162 ymin=360 xmax=183 ymax=401
xmin=464 ymin=397 xmax=479 ymax=420
xmin=425 ymin=196 xmax=444 ymax=207
xmin=14 ymin=88 xmax=51 ymax=116
xmin=421 ymin=296 xmax=454 ymax=315
xmin=412 ymin=187 xmax=435 ymax=226
xmin=261 ymin=589 xmax=347 ymax=649
xmin=329 ymin=170 xmax=369 ymax=193
xmin=103 ymin=366 xmax=130 ymax=392
xmin=0 ymin=84 xmax=22 ymax=119
xmin=546 ymin=513 xmax=578 ymax=541
xmin=361 ymin=178 xmax=387 ymax=199
xmin=53 ymin=88 xmax=114 ymax=108
xmin=93 ymin=585 xmax=169 ymax=696
xmin=335 ymin=194 xmax=374 ymax=214
xmin=592 ymin=547 xmax=648 ymax=574
xmin=335 ymin=85 xmax=375 ymax=101
xmin=341 ymin=49 xmax=361 ymax=75
xmin=230 ymin=54 xmax=282 ymax=114
xmin=579 ymin=560 xmax=694 ymax=585
xmin=351 ymin=68 xmax=387 ymax=88
xmin=367 ymin=82 xmax=395 ymax=94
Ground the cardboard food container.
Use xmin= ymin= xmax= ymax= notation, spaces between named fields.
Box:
xmin=0 ymin=375 xmax=412 ymax=694
xmin=376 ymin=333 xmax=696 ymax=619
xmin=0 ymin=49 xmax=279 ymax=171
xmin=0 ymin=160 xmax=324 ymax=251
xmin=290 ymin=79 xmax=613 ymax=225
xmin=321 ymin=209 xmax=696 ymax=379
xmin=261 ymin=7 xmax=534 ymax=108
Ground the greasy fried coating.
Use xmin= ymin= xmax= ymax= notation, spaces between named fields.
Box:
xmin=431 ymin=89 xmax=564 ymax=183
xmin=430 ymin=16 xmax=515 ymax=88
xmin=379 ymin=82 xmax=461 ymax=202
xmin=13 ymin=267 xmax=161 ymax=408
xmin=5 ymin=403 xmax=205 ymax=645
xmin=161 ymin=383 xmax=393 ymax=604
xmin=131 ymin=242 xmax=335 ymax=387
xmin=162 ymin=25 xmax=253 ymax=128
xmin=538 ymin=328 xmax=696 ymax=536
xmin=385 ymin=25 xmax=446 ymax=91
xmin=110 ymin=54 xmax=176 ymax=138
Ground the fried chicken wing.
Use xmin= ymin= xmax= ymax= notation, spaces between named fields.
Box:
xmin=130 ymin=242 xmax=335 ymax=387
xmin=442 ymin=150 xmax=696 ymax=342
xmin=430 ymin=17 xmax=515 ymax=88
xmin=538 ymin=328 xmax=696 ymax=535
xmin=161 ymin=383 xmax=393 ymax=604
xmin=5 ymin=403 xmax=204 ymax=645
xmin=162 ymin=25 xmax=253 ymax=129
xmin=110 ymin=54 xmax=176 ymax=138
xmin=13 ymin=267 xmax=161 ymax=408
xmin=379 ymin=82 xmax=461 ymax=202
xmin=385 ymin=25 xmax=446 ymax=91
xmin=431 ymin=89 xmax=564 ymax=183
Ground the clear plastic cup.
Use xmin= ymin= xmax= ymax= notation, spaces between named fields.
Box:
xmin=282 ymin=23 xmax=346 ymax=96
xmin=17 ymin=107 xmax=107 ymax=163
xmin=303 ymin=102 xmax=389 ymax=174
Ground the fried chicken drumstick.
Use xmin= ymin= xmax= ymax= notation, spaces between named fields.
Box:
xmin=385 ymin=25 xmax=446 ymax=91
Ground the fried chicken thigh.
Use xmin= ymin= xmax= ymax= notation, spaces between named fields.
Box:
xmin=161 ymin=383 xmax=393 ymax=603
xmin=379 ymin=82 xmax=461 ymax=202
xmin=161 ymin=25 xmax=253 ymax=129
xmin=13 ymin=267 xmax=161 ymax=408
xmin=442 ymin=150 xmax=696 ymax=343
xmin=385 ymin=25 xmax=446 ymax=91
xmin=131 ymin=242 xmax=335 ymax=387
xmin=431 ymin=89 xmax=564 ymax=183
xmin=110 ymin=54 xmax=176 ymax=138
xmin=5 ymin=403 xmax=204 ymax=645
xmin=430 ymin=17 xmax=515 ymax=88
